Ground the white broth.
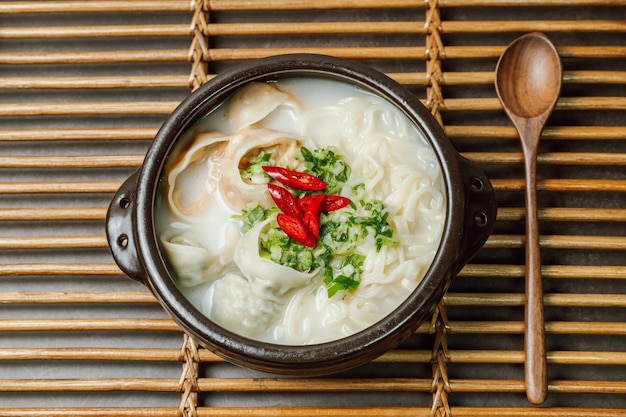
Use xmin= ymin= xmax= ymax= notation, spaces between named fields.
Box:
xmin=155 ymin=77 xmax=446 ymax=345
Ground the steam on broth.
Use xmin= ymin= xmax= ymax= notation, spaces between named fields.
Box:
xmin=155 ymin=77 xmax=446 ymax=345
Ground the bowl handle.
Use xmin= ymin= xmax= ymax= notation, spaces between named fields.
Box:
xmin=456 ymin=155 xmax=497 ymax=268
xmin=106 ymin=171 xmax=147 ymax=284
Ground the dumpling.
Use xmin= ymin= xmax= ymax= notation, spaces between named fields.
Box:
xmin=161 ymin=230 xmax=235 ymax=287
xmin=233 ymin=217 xmax=319 ymax=296
xmin=165 ymin=131 xmax=229 ymax=220
xmin=210 ymin=273 xmax=280 ymax=338
xmin=219 ymin=127 xmax=304 ymax=211
xmin=226 ymin=82 xmax=293 ymax=132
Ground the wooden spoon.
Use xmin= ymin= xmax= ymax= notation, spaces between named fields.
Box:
xmin=494 ymin=32 xmax=562 ymax=405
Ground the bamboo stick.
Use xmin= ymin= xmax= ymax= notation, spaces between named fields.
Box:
xmin=197 ymin=378 xmax=433 ymax=392
xmin=206 ymin=21 xmax=427 ymax=36
xmin=442 ymin=20 xmax=626 ymax=33
xmin=0 ymin=378 xmax=178 ymax=392
xmin=464 ymin=152 xmax=626 ymax=166
xmin=541 ymin=265 xmax=626 ymax=280
xmin=0 ymin=347 xmax=183 ymax=361
xmin=0 ymin=155 xmax=144 ymax=168
xmin=0 ymin=263 xmax=123 ymax=276
xmin=0 ymin=1 xmax=193 ymax=13
xmin=0 ymin=318 xmax=180 ymax=332
xmin=438 ymin=0 xmax=626 ymax=6
xmin=496 ymin=207 xmax=626 ymax=222
xmin=195 ymin=377 xmax=626 ymax=393
xmin=485 ymin=234 xmax=626 ymax=250
xmin=446 ymin=125 xmax=626 ymax=140
xmin=450 ymin=379 xmax=626 ymax=395
xmin=374 ymin=350 xmax=431 ymax=363
xmin=199 ymin=46 xmax=410 ymax=61
xmin=444 ymin=45 xmax=626 ymax=59
xmin=547 ymin=320 xmax=626 ymax=335
xmin=557 ymin=96 xmax=626 ymax=111
xmin=0 ymin=347 xmax=222 ymax=362
xmin=0 ymin=409 xmax=178 ymax=417
xmin=0 ymin=207 xmax=107 ymax=221
xmin=36 ymin=20 xmax=620 ymax=37
xmin=0 ymin=181 xmax=121 ymax=194
xmin=443 ymin=97 xmax=626 ymax=112
xmin=559 ymin=70 xmax=626 ymax=84
xmin=548 ymin=351 xmax=626 ymax=365
xmin=0 ymin=127 xmax=157 ymax=141
xmin=548 ymin=380 xmax=626 ymax=395
xmin=68 ymin=345 xmax=219 ymax=362
xmin=491 ymin=179 xmax=626 ymax=192
xmin=204 ymin=0 xmax=626 ymax=10
xmin=445 ymin=293 xmax=626 ymax=308
xmin=206 ymin=0 xmax=428 ymax=10
xmin=0 ymin=101 xmax=178 ymax=116
xmin=0 ymin=291 xmax=155 ymax=304
xmin=0 ymin=50 xmax=188 ymax=65
xmin=391 ymin=71 xmax=475 ymax=85
xmin=196 ymin=408 xmax=626 ymax=417
xmin=442 ymin=349 xmax=626 ymax=365
xmin=9 ymin=19 xmax=615 ymax=39
xmin=0 ymin=22 xmax=426 ymax=39
xmin=0 ymin=347 xmax=470 ymax=364
xmin=186 ymin=45 xmax=626 ymax=61
xmin=0 ymin=25 xmax=190 ymax=39
xmin=452 ymin=321 xmax=626 ymax=335
xmin=205 ymin=46 xmax=428 ymax=61
xmin=0 ymin=236 xmax=108 ymax=250
xmin=384 ymin=71 xmax=625 ymax=86
xmin=0 ymin=377 xmax=623 ymax=395
xmin=451 ymin=408 xmax=626 ymax=417
xmin=0 ymin=75 xmax=190 ymax=89
xmin=459 ymin=264 xmax=626 ymax=279
xmin=2 ymin=0 xmax=621 ymax=13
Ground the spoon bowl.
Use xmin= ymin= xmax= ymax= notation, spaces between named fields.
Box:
xmin=495 ymin=32 xmax=562 ymax=405
xmin=496 ymin=33 xmax=562 ymax=121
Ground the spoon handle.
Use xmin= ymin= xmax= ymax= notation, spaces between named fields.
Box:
xmin=523 ymin=147 xmax=548 ymax=404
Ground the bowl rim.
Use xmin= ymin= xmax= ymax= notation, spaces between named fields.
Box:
xmin=133 ymin=53 xmax=466 ymax=373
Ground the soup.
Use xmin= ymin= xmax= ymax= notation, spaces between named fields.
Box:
xmin=155 ymin=77 xmax=446 ymax=345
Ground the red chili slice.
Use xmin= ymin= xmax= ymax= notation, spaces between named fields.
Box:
xmin=267 ymin=184 xmax=302 ymax=218
xmin=321 ymin=195 xmax=350 ymax=212
xmin=262 ymin=166 xmax=326 ymax=191
xmin=300 ymin=194 xmax=325 ymax=239
xmin=302 ymin=212 xmax=319 ymax=239
xmin=300 ymin=194 xmax=350 ymax=213
xmin=276 ymin=213 xmax=316 ymax=248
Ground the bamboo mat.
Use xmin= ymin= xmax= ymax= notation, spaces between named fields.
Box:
xmin=1 ymin=0 xmax=625 ymax=416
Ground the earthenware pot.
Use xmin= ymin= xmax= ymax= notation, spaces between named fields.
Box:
xmin=106 ymin=54 xmax=496 ymax=375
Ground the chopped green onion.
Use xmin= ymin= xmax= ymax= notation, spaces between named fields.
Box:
xmin=235 ymin=204 xmax=277 ymax=233
xmin=297 ymin=146 xmax=351 ymax=194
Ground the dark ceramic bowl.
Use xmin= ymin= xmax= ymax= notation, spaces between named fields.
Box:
xmin=106 ymin=54 xmax=496 ymax=375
